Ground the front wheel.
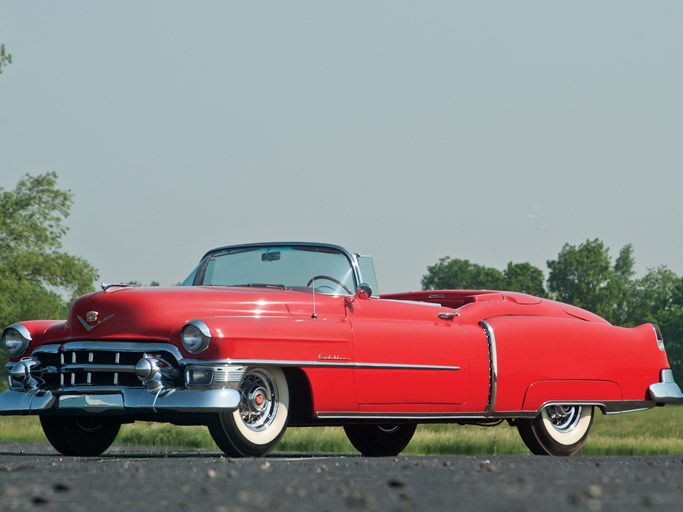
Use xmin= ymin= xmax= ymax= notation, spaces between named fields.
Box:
xmin=344 ymin=424 xmax=417 ymax=456
xmin=209 ymin=367 xmax=289 ymax=457
xmin=517 ymin=405 xmax=594 ymax=456
xmin=40 ymin=416 xmax=121 ymax=456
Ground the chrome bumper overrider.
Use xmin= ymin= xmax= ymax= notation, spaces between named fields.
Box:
xmin=648 ymin=369 xmax=683 ymax=403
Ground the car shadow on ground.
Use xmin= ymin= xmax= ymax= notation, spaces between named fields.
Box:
xmin=0 ymin=444 xmax=357 ymax=459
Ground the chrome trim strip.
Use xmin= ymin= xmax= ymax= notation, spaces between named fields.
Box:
xmin=316 ymin=411 xmax=540 ymax=420
xmin=60 ymin=364 xmax=137 ymax=374
xmin=56 ymin=342 xmax=182 ymax=356
xmin=33 ymin=342 xmax=184 ymax=360
xmin=34 ymin=343 xmax=460 ymax=372
xmin=605 ymin=402 xmax=655 ymax=414
xmin=316 ymin=412 xmax=492 ymax=420
xmin=523 ymin=400 xmax=656 ymax=416
xmin=479 ymin=320 xmax=498 ymax=415
xmin=187 ymin=319 xmax=211 ymax=339
xmin=532 ymin=401 xmax=609 ymax=414
xmin=182 ymin=358 xmax=460 ymax=371
xmin=195 ymin=242 xmax=364 ymax=292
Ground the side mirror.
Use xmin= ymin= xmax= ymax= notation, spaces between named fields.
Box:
xmin=356 ymin=283 xmax=373 ymax=300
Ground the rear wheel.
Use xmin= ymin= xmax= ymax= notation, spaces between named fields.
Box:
xmin=344 ymin=424 xmax=417 ymax=456
xmin=209 ymin=367 xmax=289 ymax=457
xmin=40 ymin=416 xmax=121 ymax=456
xmin=517 ymin=405 xmax=594 ymax=456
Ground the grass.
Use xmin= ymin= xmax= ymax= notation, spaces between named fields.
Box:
xmin=1 ymin=405 xmax=681 ymax=455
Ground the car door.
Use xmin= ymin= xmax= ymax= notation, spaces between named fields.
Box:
xmin=348 ymin=297 xmax=470 ymax=410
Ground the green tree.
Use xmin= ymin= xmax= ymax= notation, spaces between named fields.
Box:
xmin=421 ymin=257 xmax=505 ymax=290
xmin=0 ymin=173 xmax=98 ymax=372
xmin=602 ymin=244 xmax=637 ymax=326
xmin=503 ymin=262 xmax=546 ymax=297
xmin=546 ymin=239 xmax=635 ymax=324
xmin=629 ymin=267 xmax=683 ymax=378
xmin=421 ymin=257 xmax=546 ymax=295
xmin=628 ymin=266 xmax=679 ymax=323
xmin=0 ymin=43 xmax=11 ymax=75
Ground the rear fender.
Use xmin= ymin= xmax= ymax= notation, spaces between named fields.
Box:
xmin=522 ymin=380 xmax=622 ymax=412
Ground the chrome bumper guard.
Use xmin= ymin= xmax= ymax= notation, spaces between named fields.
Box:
xmin=648 ymin=369 xmax=683 ymax=404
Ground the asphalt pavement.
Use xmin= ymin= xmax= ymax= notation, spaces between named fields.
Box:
xmin=1 ymin=443 xmax=682 ymax=511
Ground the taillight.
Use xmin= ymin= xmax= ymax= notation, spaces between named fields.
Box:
xmin=652 ymin=324 xmax=665 ymax=351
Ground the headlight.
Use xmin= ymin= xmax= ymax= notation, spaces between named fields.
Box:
xmin=181 ymin=320 xmax=211 ymax=354
xmin=1 ymin=324 xmax=32 ymax=357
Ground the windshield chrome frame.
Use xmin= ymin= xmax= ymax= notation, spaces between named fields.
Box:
xmin=191 ymin=242 xmax=369 ymax=294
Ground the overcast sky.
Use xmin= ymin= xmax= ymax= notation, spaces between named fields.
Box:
xmin=1 ymin=2 xmax=682 ymax=293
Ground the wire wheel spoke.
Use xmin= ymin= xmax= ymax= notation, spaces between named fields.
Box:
xmin=238 ymin=370 xmax=279 ymax=432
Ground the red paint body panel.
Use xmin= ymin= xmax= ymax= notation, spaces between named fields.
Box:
xmin=487 ymin=316 xmax=666 ymax=412
xmin=522 ymin=381 xmax=622 ymax=411
xmin=6 ymin=278 xmax=676 ymax=418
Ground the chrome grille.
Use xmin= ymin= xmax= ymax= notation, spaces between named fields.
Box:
xmin=32 ymin=342 xmax=182 ymax=389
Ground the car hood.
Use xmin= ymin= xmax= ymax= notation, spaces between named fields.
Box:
xmin=43 ymin=286 xmax=337 ymax=344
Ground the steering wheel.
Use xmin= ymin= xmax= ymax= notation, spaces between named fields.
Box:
xmin=306 ymin=275 xmax=353 ymax=295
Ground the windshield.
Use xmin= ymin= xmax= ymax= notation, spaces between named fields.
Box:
xmin=194 ymin=245 xmax=357 ymax=295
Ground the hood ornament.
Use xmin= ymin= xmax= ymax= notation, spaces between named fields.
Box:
xmin=101 ymin=282 xmax=132 ymax=292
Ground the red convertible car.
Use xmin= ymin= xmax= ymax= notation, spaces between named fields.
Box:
xmin=1 ymin=242 xmax=681 ymax=457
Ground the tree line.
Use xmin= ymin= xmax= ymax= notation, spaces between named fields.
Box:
xmin=422 ymin=241 xmax=683 ymax=378
xmin=2 ymin=172 xmax=682 ymax=383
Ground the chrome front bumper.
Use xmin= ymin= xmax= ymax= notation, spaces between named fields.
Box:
xmin=0 ymin=386 xmax=241 ymax=415
xmin=1 ymin=342 xmax=245 ymax=416
xmin=648 ymin=369 xmax=683 ymax=404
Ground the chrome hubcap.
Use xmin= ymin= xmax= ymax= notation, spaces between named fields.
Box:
xmin=238 ymin=370 xmax=279 ymax=432
xmin=545 ymin=405 xmax=582 ymax=433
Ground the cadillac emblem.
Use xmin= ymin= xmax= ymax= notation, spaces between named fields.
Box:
xmin=77 ymin=311 xmax=114 ymax=332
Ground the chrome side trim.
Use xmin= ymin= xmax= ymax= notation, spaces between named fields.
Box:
xmin=605 ymin=401 xmax=656 ymax=414
xmin=317 ymin=412 xmax=489 ymax=420
xmin=316 ymin=400 xmax=658 ymax=422
xmin=32 ymin=343 xmax=460 ymax=372
xmin=522 ymin=400 xmax=656 ymax=416
xmin=182 ymin=358 xmax=460 ymax=371
xmin=479 ymin=320 xmax=498 ymax=415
